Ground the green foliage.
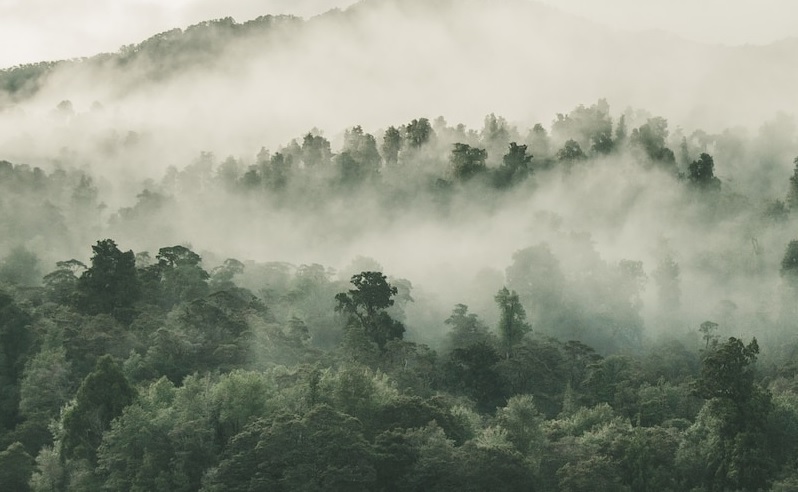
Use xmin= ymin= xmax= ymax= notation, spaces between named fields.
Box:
xmin=444 ymin=341 xmax=507 ymax=412
xmin=18 ymin=346 xmax=72 ymax=450
xmin=43 ymin=259 xmax=86 ymax=304
xmin=494 ymin=142 xmax=533 ymax=188
xmin=405 ymin=118 xmax=434 ymax=148
xmin=687 ymin=152 xmax=721 ymax=191
xmin=61 ymin=355 xmax=136 ymax=463
xmin=335 ymin=272 xmax=404 ymax=351
xmin=300 ymin=133 xmax=332 ymax=167
xmin=450 ymin=143 xmax=488 ymax=181
xmin=206 ymin=405 xmax=377 ymax=491
xmin=210 ymin=258 xmax=245 ymax=292
xmin=697 ymin=337 xmax=759 ymax=402
xmin=444 ymin=304 xmax=493 ymax=351
xmin=495 ymin=287 xmax=530 ymax=359
xmin=0 ymin=441 xmax=35 ymax=492
xmin=556 ymin=139 xmax=586 ymax=162
xmin=1 ymin=92 xmax=798 ymax=489
xmin=145 ymin=290 xmax=263 ymax=382
xmin=382 ymin=126 xmax=404 ymax=165
xmin=551 ymin=100 xmax=613 ymax=155
xmin=0 ymin=291 xmax=34 ymax=431
xmin=77 ymin=239 xmax=140 ymax=320
xmin=496 ymin=395 xmax=545 ymax=460
xmin=153 ymin=245 xmax=211 ymax=307
xmin=630 ymin=117 xmax=676 ymax=168
xmin=338 ymin=126 xmax=381 ymax=184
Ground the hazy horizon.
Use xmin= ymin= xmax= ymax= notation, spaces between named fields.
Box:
xmin=1 ymin=0 xmax=796 ymax=68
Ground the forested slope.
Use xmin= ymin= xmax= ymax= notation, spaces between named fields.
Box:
xmin=1 ymin=96 xmax=798 ymax=490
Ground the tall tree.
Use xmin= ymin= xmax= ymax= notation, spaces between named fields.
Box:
xmin=494 ymin=142 xmax=533 ymax=188
xmin=301 ymin=133 xmax=332 ymax=167
xmin=381 ymin=126 xmax=403 ymax=165
xmin=77 ymin=239 xmax=140 ymax=319
xmin=335 ymin=272 xmax=404 ymax=351
xmin=494 ymin=287 xmax=530 ymax=359
xmin=405 ymin=118 xmax=434 ymax=148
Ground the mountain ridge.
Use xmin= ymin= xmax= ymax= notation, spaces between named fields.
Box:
xmin=0 ymin=0 xmax=795 ymax=163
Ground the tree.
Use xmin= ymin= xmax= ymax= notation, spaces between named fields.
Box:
xmin=697 ymin=337 xmax=760 ymax=403
xmin=699 ymin=320 xmax=719 ymax=350
xmin=494 ymin=142 xmax=533 ymax=188
xmin=43 ymin=259 xmax=87 ymax=304
xmin=0 ymin=442 xmax=35 ymax=492
xmin=445 ymin=304 xmax=492 ymax=351
xmin=528 ymin=123 xmax=551 ymax=159
xmin=506 ymin=244 xmax=566 ymax=333
xmin=266 ymin=152 xmax=292 ymax=190
xmin=444 ymin=342 xmax=507 ymax=412
xmin=551 ymin=100 xmax=613 ymax=155
xmin=405 ymin=118 xmax=434 ymax=148
xmin=146 ymin=245 xmax=210 ymax=308
xmin=61 ymin=355 xmax=136 ymax=463
xmin=630 ymin=117 xmax=676 ymax=169
xmin=381 ymin=126 xmax=403 ymax=165
xmin=556 ymin=139 xmax=586 ymax=162
xmin=335 ymin=272 xmax=404 ymax=350
xmin=684 ymin=337 xmax=775 ymax=491
xmin=687 ymin=152 xmax=721 ymax=191
xmin=481 ymin=113 xmax=512 ymax=150
xmin=18 ymin=346 xmax=72 ymax=441
xmin=615 ymin=114 xmax=627 ymax=145
xmin=210 ymin=258 xmax=245 ymax=292
xmin=450 ymin=143 xmax=487 ymax=181
xmin=301 ymin=133 xmax=332 ymax=167
xmin=787 ymin=156 xmax=798 ymax=211
xmin=0 ymin=291 xmax=34 ymax=432
xmin=77 ymin=239 xmax=140 ymax=319
xmin=495 ymin=287 xmax=530 ymax=359
xmin=496 ymin=394 xmax=545 ymax=460
xmin=781 ymin=240 xmax=798 ymax=289
xmin=207 ymin=405 xmax=377 ymax=491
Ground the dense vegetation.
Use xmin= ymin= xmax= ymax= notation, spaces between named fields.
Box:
xmin=1 ymin=97 xmax=798 ymax=491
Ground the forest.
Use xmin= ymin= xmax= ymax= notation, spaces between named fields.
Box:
xmin=1 ymin=1 xmax=798 ymax=490
xmin=0 ymin=95 xmax=798 ymax=491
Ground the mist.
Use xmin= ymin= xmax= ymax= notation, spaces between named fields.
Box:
xmin=1 ymin=0 xmax=797 ymax=353
xmin=3 ymin=2 xmax=798 ymax=490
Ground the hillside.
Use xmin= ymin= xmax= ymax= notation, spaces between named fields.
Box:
xmin=1 ymin=1 xmax=798 ymax=490
xmin=0 ymin=0 xmax=795 ymax=162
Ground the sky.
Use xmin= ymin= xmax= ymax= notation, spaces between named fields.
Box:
xmin=0 ymin=0 xmax=796 ymax=68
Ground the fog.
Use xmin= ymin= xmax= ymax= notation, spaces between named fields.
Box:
xmin=1 ymin=0 xmax=797 ymax=354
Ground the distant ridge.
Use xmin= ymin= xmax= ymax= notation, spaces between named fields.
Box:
xmin=0 ymin=0 xmax=795 ymax=133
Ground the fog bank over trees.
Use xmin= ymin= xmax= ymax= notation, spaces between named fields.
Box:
xmin=1 ymin=1 xmax=798 ymax=490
